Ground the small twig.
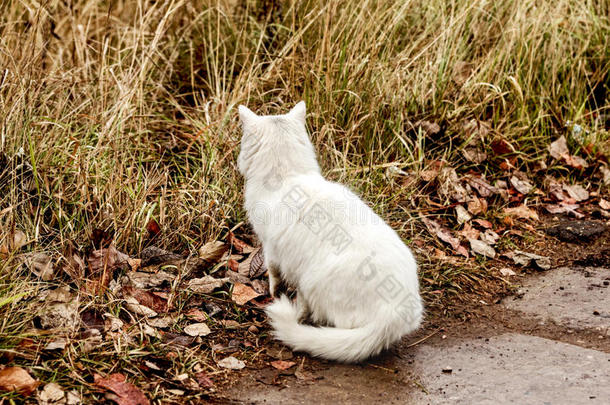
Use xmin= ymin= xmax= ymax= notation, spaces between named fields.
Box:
xmin=406 ymin=328 xmax=442 ymax=348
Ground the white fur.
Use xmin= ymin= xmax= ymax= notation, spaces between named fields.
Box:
xmin=238 ymin=101 xmax=423 ymax=362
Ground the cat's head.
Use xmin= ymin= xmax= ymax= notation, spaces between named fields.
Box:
xmin=237 ymin=101 xmax=317 ymax=180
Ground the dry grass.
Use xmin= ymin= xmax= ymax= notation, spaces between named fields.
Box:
xmin=0 ymin=0 xmax=608 ymax=401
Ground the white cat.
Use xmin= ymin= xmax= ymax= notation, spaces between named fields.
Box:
xmin=237 ymin=101 xmax=423 ymax=362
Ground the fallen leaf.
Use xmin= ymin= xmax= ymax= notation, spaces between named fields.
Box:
xmin=248 ymin=249 xmax=267 ymax=279
xmin=42 ymin=285 xmax=73 ymax=303
xmin=473 ymin=219 xmax=493 ymax=229
xmin=228 ymin=259 xmax=239 ymax=272
xmin=38 ymin=301 xmax=80 ymax=330
xmin=270 ymin=360 xmax=296 ymax=371
xmin=94 ymin=373 xmax=149 ymax=405
xmin=462 ymin=147 xmax=487 ymax=164
xmin=39 ymin=382 xmax=65 ymax=403
xmin=122 ymin=286 xmax=168 ymax=314
xmin=510 ymin=175 xmax=534 ymax=195
xmin=227 ymin=232 xmax=254 ymax=254
xmin=187 ymin=276 xmax=229 ymax=294
xmin=549 ymin=136 xmax=569 ymax=160
xmin=466 ymin=176 xmax=499 ymax=197
xmin=469 ymin=239 xmax=496 ymax=259
xmin=217 ymin=356 xmax=245 ymax=370
xmin=547 ymin=179 xmax=569 ymax=201
xmin=420 ymin=168 xmax=439 ymax=182
xmin=544 ymin=203 xmax=584 ymax=219
xmin=600 ymin=199 xmax=610 ymax=210
xmin=146 ymin=316 xmax=173 ymax=329
xmin=467 ymin=198 xmax=487 ymax=215
xmin=455 ymin=205 xmax=472 ymax=224
xmin=231 ymin=283 xmax=261 ymax=306
xmin=24 ymin=253 xmax=54 ymax=281
xmin=562 ymin=184 xmax=589 ymax=202
xmin=127 ymin=271 xmax=174 ymax=289
xmin=490 ymin=138 xmax=515 ymax=155
xmin=146 ymin=219 xmax=161 ymax=237
xmin=416 ymin=120 xmax=440 ymax=136
xmin=422 ymin=218 xmax=468 ymax=257
xmin=0 ymin=367 xmax=40 ymax=396
xmin=184 ymin=323 xmax=211 ymax=337
xmin=438 ymin=167 xmax=469 ymax=202
xmin=600 ymin=166 xmax=610 ymax=185
xmin=198 ymin=241 xmax=228 ymax=263
xmin=124 ymin=297 xmax=158 ymax=318
xmin=499 ymin=268 xmax=516 ymax=277
xmin=250 ymin=278 xmax=270 ymax=295
xmin=194 ymin=372 xmax=214 ymax=388
xmin=11 ymin=230 xmax=28 ymax=251
xmin=480 ymin=230 xmax=500 ymax=245
xmin=104 ymin=313 xmax=124 ymax=332
xmin=459 ymin=223 xmax=480 ymax=240
xmin=185 ymin=308 xmax=208 ymax=322
xmin=508 ymin=250 xmax=551 ymax=270
xmin=88 ymin=246 xmax=133 ymax=293
xmin=44 ymin=338 xmax=67 ymax=351
xmin=548 ymin=136 xmax=588 ymax=168
xmin=503 ymin=205 xmax=539 ymax=221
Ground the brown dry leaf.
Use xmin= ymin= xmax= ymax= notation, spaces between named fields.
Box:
xmin=87 ymin=246 xmax=133 ymax=293
xmin=438 ymin=167 xmax=469 ymax=202
xmin=503 ymin=205 xmax=539 ymax=221
xmin=480 ymin=230 xmax=500 ymax=245
xmin=548 ymin=136 xmax=588 ymax=169
xmin=416 ymin=120 xmax=440 ymax=136
xmin=184 ymin=323 xmax=211 ymax=337
xmin=462 ymin=147 xmax=487 ymax=164
xmin=227 ymin=231 xmax=254 ymax=254
xmin=419 ymin=168 xmax=439 ymax=182
xmin=490 ymin=138 xmax=515 ymax=155
xmin=187 ymin=275 xmax=229 ymax=294
xmin=145 ymin=219 xmax=161 ymax=237
xmin=122 ymin=286 xmax=168 ymax=313
xmin=510 ymin=176 xmax=534 ymax=195
xmin=248 ymin=248 xmax=267 ymax=279
xmin=217 ymin=356 xmax=246 ymax=370
xmin=455 ymin=205 xmax=472 ymax=224
xmin=94 ymin=373 xmax=149 ymax=405
xmin=25 ymin=252 xmax=54 ymax=281
xmin=421 ymin=218 xmax=469 ymax=257
xmin=544 ymin=203 xmax=584 ymax=219
xmin=231 ymin=282 xmax=261 ymax=306
xmin=270 ymin=360 xmax=296 ymax=371
xmin=599 ymin=199 xmax=610 ymax=210
xmin=459 ymin=223 xmax=480 ymax=240
xmin=237 ymin=247 xmax=258 ymax=277
xmin=466 ymin=176 xmax=499 ymax=197
xmin=473 ymin=219 xmax=493 ymax=229
xmin=227 ymin=259 xmax=239 ymax=272
xmin=0 ymin=367 xmax=40 ymax=396
xmin=194 ymin=372 xmax=214 ymax=388
xmin=38 ymin=382 xmax=65 ymax=403
xmin=198 ymin=241 xmax=228 ymax=263
xmin=549 ymin=136 xmax=569 ymax=160
xmin=547 ymin=179 xmax=569 ymax=201
xmin=467 ymin=198 xmax=487 ymax=215
xmin=562 ymin=184 xmax=589 ymax=202
xmin=185 ymin=308 xmax=208 ymax=322
xmin=469 ymin=239 xmax=496 ymax=259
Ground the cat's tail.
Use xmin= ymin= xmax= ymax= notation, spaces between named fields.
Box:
xmin=265 ymin=295 xmax=421 ymax=363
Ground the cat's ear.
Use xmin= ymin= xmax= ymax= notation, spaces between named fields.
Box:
xmin=288 ymin=101 xmax=306 ymax=124
xmin=238 ymin=105 xmax=258 ymax=128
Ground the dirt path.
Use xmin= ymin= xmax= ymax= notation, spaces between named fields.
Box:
xmin=220 ymin=265 xmax=610 ymax=404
